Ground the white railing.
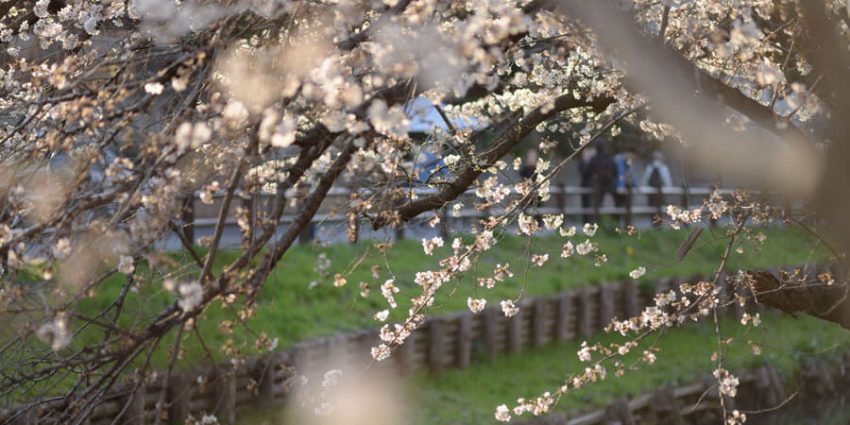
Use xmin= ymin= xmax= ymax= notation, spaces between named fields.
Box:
xmin=182 ymin=185 xmax=752 ymax=242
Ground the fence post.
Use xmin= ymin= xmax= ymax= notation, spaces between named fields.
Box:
xmin=256 ymin=355 xmax=278 ymax=404
xmin=456 ymin=312 xmax=473 ymax=368
xmin=599 ymin=284 xmax=615 ymax=327
xmin=625 ymin=185 xmax=633 ymax=227
xmin=714 ymin=375 xmax=737 ymax=413
xmin=214 ymin=368 xmax=237 ymax=425
xmin=325 ymin=334 xmax=346 ymax=365
xmin=623 ymin=280 xmax=640 ymax=319
xmin=801 ymin=357 xmax=835 ymax=400
xmin=483 ymin=307 xmax=499 ymax=360
xmin=651 ymin=385 xmax=683 ymax=425
xmin=754 ymin=365 xmax=785 ymax=408
xmin=604 ymin=397 xmax=636 ymax=425
xmin=577 ymin=288 xmax=593 ymax=338
xmin=555 ymin=292 xmax=573 ymax=341
xmin=507 ymin=302 xmax=524 ymax=354
xmin=167 ymin=374 xmax=192 ymax=425
xmin=398 ymin=329 xmax=418 ymax=374
xmin=124 ymin=381 xmax=146 ymax=425
xmin=532 ymin=298 xmax=548 ymax=348
xmin=655 ymin=278 xmax=672 ymax=298
xmin=290 ymin=343 xmax=305 ymax=375
xmin=655 ymin=185 xmax=664 ymax=227
xmin=556 ymin=183 xmax=567 ymax=214
xmin=429 ymin=318 xmax=446 ymax=374
xmin=536 ymin=413 xmax=567 ymax=425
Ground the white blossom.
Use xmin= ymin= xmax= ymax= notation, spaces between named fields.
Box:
xmin=561 ymin=241 xmax=575 ymax=258
xmin=575 ymin=240 xmax=595 ymax=256
xmin=36 ymin=314 xmax=71 ymax=351
xmin=371 ymin=344 xmax=391 ymax=361
xmin=559 ymin=226 xmax=576 ymax=237
xmin=467 ymin=297 xmax=486 ymax=313
xmin=542 ymin=214 xmax=563 ymax=230
xmin=500 ymin=300 xmax=519 ymax=317
xmin=727 ymin=410 xmax=747 ymax=425
xmin=368 ymin=100 xmax=409 ymax=138
xmin=577 ymin=342 xmax=592 ymax=362
xmin=495 ymin=404 xmax=511 ymax=422
xmin=714 ymin=369 xmax=740 ymax=398
xmin=629 ymin=266 xmax=646 ymax=280
xmin=53 ymin=238 xmax=72 ymax=259
xmin=373 ymin=310 xmax=389 ymax=322
xmin=177 ymin=281 xmax=203 ymax=312
xmin=118 ymin=255 xmax=135 ymax=274
xmin=530 ymin=253 xmax=548 ymax=266
xmin=422 ymin=236 xmax=444 ymax=256
xmin=144 ymin=82 xmax=165 ymax=95
xmin=443 ymin=154 xmax=461 ymax=168
xmin=381 ymin=279 xmax=400 ymax=309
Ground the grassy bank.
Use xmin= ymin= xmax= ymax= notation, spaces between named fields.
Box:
xmin=74 ymin=226 xmax=828 ymax=367
xmin=234 ymin=313 xmax=850 ymax=425
xmin=410 ymin=313 xmax=849 ymax=425
xmin=63 ymin=224 xmax=843 ymax=424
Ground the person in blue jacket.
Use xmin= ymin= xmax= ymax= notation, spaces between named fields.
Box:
xmin=613 ymin=148 xmax=638 ymax=222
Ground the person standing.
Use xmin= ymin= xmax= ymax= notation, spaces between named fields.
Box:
xmin=642 ymin=150 xmax=674 ymax=212
xmin=519 ymin=149 xmax=543 ymax=216
xmin=518 ymin=148 xmax=539 ymax=181
xmin=585 ymin=144 xmax=618 ymax=223
xmin=579 ymin=145 xmax=597 ymax=223
xmin=613 ymin=148 xmax=638 ymax=224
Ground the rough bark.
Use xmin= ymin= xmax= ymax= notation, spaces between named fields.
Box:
xmin=751 ymin=271 xmax=850 ymax=331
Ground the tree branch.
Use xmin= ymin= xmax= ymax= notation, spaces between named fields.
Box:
xmin=751 ymin=271 xmax=850 ymax=331
xmin=373 ymin=93 xmax=613 ymax=228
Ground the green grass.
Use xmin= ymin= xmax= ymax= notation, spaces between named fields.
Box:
xmin=71 ymin=225 xmax=828 ymax=368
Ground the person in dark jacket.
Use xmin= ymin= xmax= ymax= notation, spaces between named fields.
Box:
xmin=578 ymin=146 xmax=597 ymax=223
xmin=519 ymin=149 xmax=543 ymax=216
xmin=518 ymin=148 xmax=538 ymax=181
xmin=584 ymin=144 xmax=618 ymax=223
